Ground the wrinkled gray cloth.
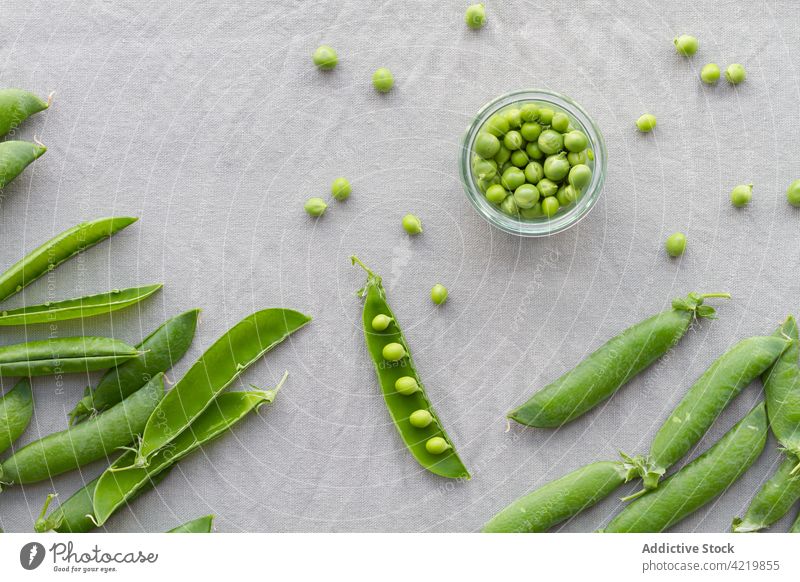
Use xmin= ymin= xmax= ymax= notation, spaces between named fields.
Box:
xmin=0 ymin=0 xmax=798 ymax=533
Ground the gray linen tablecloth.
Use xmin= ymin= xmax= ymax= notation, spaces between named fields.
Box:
xmin=1 ymin=0 xmax=798 ymax=532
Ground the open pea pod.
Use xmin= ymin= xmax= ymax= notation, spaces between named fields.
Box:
xmin=93 ymin=388 xmax=280 ymax=526
xmin=0 ymin=216 xmax=138 ymax=303
xmin=0 ymin=374 xmax=164 ymax=487
xmin=69 ymin=309 xmax=200 ymax=424
xmin=602 ymin=403 xmax=768 ymax=533
xmin=0 ymin=378 xmax=33 ymax=454
xmin=0 ymin=141 xmax=46 ymax=190
xmin=168 ymin=515 xmax=214 ymax=533
xmin=352 ymin=257 xmax=469 ymax=480
xmin=137 ymin=308 xmax=310 ymax=461
xmin=0 ymin=284 xmax=162 ymax=327
xmin=0 ymin=336 xmax=140 ymax=377
xmin=508 ymin=292 xmax=730 ymax=427
xmin=0 ymin=89 xmax=50 ymax=137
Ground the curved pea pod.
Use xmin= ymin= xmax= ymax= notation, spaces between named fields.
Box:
xmin=0 ymin=140 xmax=46 ymax=189
xmin=732 ymin=454 xmax=800 ymax=532
xmin=624 ymin=335 xmax=788 ymax=491
xmin=93 ymin=387 xmax=280 ymax=526
xmin=508 ymin=293 xmax=730 ymax=427
xmin=0 ymin=336 xmax=141 ymax=377
xmin=792 ymin=509 xmax=800 ymax=533
xmin=352 ymin=257 xmax=469 ymax=480
xmin=168 ymin=515 xmax=214 ymax=533
xmin=34 ymin=466 xmax=172 ymax=533
xmin=0 ymin=284 xmax=162 ymax=327
xmin=482 ymin=461 xmax=627 ymax=533
xmin=0 ymin=379 xmax=33 ymax=454
xmin=69 ymin=309 xmax=200 ymax=424
xmin=137 ymin=309 xmax=310 ymax=461
xmin=602 ymin=403 xmax=768 ymax=533
xmin=0 ymin=89 xmax=50 ymax=137
xmin=0 ymin=216 xmax=138 ymax=303
xmin=763 ymin=316 xmax=800 ymax=468
xmin=0 ymin=374 xmax=164 ymax=487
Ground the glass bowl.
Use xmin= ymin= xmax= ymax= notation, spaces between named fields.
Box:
xmin=460 ymin=89 xmax=607 ymax=237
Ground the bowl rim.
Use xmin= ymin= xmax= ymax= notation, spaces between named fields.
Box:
xmin=460 ymin=89 xmax=607 ymax=237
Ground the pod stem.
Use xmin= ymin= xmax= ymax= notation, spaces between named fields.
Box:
xmin=619 ymin=488 xmax=647 ymax=502
xmin=350 ymin=255 xmax=376 ymax=278
xmin=699 ymin=293 xmax=732 ymax=300
xmin=34 ymin=494 xmax=59 ymax=532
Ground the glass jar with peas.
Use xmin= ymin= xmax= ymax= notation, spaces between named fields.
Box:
xmin=461 ymin=89 xmax=606 ymax=237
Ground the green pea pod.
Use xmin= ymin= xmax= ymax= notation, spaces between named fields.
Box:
xmin=0 ymin=336 xmax=141 ymax=377
xmin=763 ymin=316 xmax=800 ymax=467
xmin=93 ymin=387 xmax=281 ymax=526
xmin=0 ymin=216 xmax=138 ymax=303
xmin=0 ymin=89 xmax=49 ymax=137
xmin=0 ymin=284 xmax=162 ymax=327
xmin=602 ymin=403 xmax=768 ymax=533
xmin=792 ymin=509 xmax=800 ymax=533
xmin=0 ymin=379 xmax=33 ymax=454
xmin=508 ymin=293 xmax=730 ymax=427
xmin=352 ymin=257 xmax=469 ymax=480
xmin=482 ymin=461 xmax=627 ymax=533
xmin=34 ymin=466 xmax=172 ymax=533
xmin=168 ymin=515 xmax=214 ymax=533
xmin=69 ymin=309 xmax=200 ymax=424
xmin=0 ymin=374 xmax=164 ymax=487
xmin=623 ymin=335 xmax=788 ymax=492
xmin=137 ymin=309 xmax=310 ymax=461
xmin=0 ymin=141 xmax=46 ymax=190
xmin=732 ymin=454 xmax=800 ymax=532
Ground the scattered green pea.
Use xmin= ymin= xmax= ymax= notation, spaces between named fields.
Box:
xmin=568 ymin=164 xmax=592 ymax=191
xmin=543 ymin=154 xmax=570 ymax=182
xmin=525 ymin=142 xmax=544 ymax=160
xmin=430 ymin=284 xmax=448 ymax=305
xmin=504 ymin=108 xmax=522 ymax=129
xmin=537 ymin=178 xmax=558 ymax=198
xmin=725 ymin=63 xmax=746 ymax=85
xmin=312 ymin=45 xmax=338 ymax=70
xmin=371 ymin=314 xmax=392 ymax=331
xmin=494 ymin=144 xmax=511 ymax=165
xmin=567 ymin=151 xmax=587 ymax=166
xmin=636 ymin=113 xmax=657 ymax=132
xmin=513 ymin=184 xmax=540 ymax=209
xmin=465 ymin=3 xmax=486 ymax=29
xmin=538 ymin=108 xmax=554 ymax=125
xmin=730 ymin=184 xmax=753 ymax=208
xmin=474 ymin=132 xmax=501 ymax=159
xmin=485 ymin=113 xmax=509 ymax=137
xmin=409 ymin=409 xmax=433 ymax=428
xmin=500 ymin=195 xmax=519 ymax=216
xmin=402 ymin=214 xmax=423 ymax=235
xmin=331 ymin=177 xmax=351 ymax=201
xmin=520 ymin=122 xmax=542 ymax=142
xmin=673 ymin=35 xmax=698 ymax=56
xmin=473 ymin=158 xmax=497 ymax=180
xmin=520 ymin=103 xmax=539 ymax=122
xmin=541 ymin=196 xmax=560 ymax=217
xmin=485 ymin=184 xmax=508 ymax=204
xmin=383 ymin=342 xmax=407 ymax=361
xmin=537 ymin=129 xmax=564 ymax=155
xmin=501 ymin=166 xmax=526 ymax=190
xmin=372 ymin=68 xmax=394 ymax=93
xmin=665 ymin=232 xmax=687 ymax=257
xmin=503 ymin=130 xmax=523 ymax=151
xmin=551 ymin=112 xmax=570 ymax=133
xmin=524 ymin=161 xmax=544 ymax=184
xmin=787 ymin=180 xmax=800 ymax=207
xmin=700 ymin=63 xmax=720 ymax=84
xmin=520 ymin=203 xmax=544 ymax=219
xmin=425 ymin=436 xmax=451 ymax=455
xmin=395 ymin=376 xmax=420 ymax=396
xmin=304 ymin=197 xmax=327 ymax=217
xmin=563 ymin=130 xmax=588 ymax=152
xmin=510 ymin=150 xmax=529 ymax=168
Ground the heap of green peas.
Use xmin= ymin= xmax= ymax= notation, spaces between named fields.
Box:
xmin=470 ymin=102 xmax=594 ymax=219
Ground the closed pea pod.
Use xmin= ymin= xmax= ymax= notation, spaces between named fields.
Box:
xmin=69 ymin=309 xmax=200 ymax=424
xmin=0 ymin=141 xmax=46 ymax=190
xmin=0 ymin=374 xmax=164 ymax=487
xmin=93 ymin=388 xmax=281 ymax=526
xmin=732 ymin=455 xmax=800 ymax=532
xmin=0 ymin=379 xmax=33 ymax=454
xmin=623 ymin=335 xmax=788 ymax=492
xmin=0 ymin=336 xmax=140 ymax=377
xmin=0 ymin=284 xmax=162 ymax=327
xmin=0 ymin=89 xmax=50 ymax=137
xmin=168 ymin=515 xmax=214 ymax=533
xmin=483 ymin=461 xmax=628 ymax=533
xmin=793 ymin=510 xmax=800 ymax=533
xmin=351 ymin=257 xmax=469 ymax=479
xmin=762 ymin=316 xmax=800 ymax=468
xmin=508 ymin=293 xmax=730 ymax=427
xmin=137 ymin=309 xmax=310 ymax=461
xmin=0 ymin=216 xmax=138 ymax=303
xmin=602 ymin=404 xmax=768 ymax=533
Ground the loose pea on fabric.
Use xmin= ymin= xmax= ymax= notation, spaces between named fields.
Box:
xmin=508 ymin=292 xmax=729 ymax=427
xmin=464 ymin=3 xmax=486 ymax=29
xmin=372 ymin=68 xmax=394 ymax=93
xmin=312 ymin=45 xmax=338 ymax=70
